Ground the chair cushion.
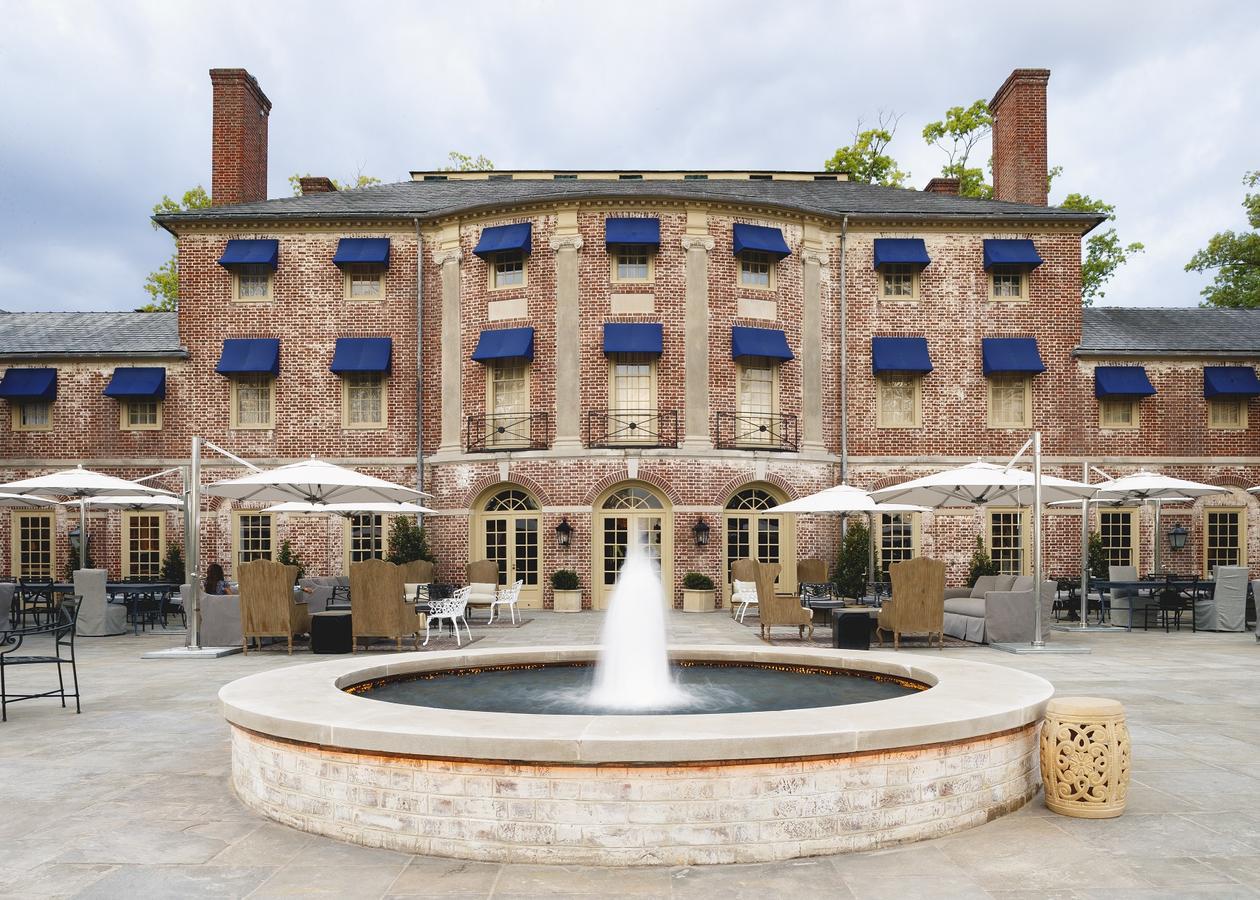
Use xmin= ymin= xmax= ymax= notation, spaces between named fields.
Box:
xmin=970 ymin=574 xmax=1016 ymax=598
xmin=732 ymin=580 xmax=758 ymax=600
xmin=945 ymin=596 xmax=987 ymax=618
xmin=1010 ymin=575 xmax=1036 ymax=593
xmin=468 ymin=582 xmax=497 ymax=604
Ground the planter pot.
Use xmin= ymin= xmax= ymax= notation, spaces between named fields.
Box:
xmin=552 ymin=589 xmax=582 ymax=613
xmin=682 ymin=589 xmax=717 ymax=612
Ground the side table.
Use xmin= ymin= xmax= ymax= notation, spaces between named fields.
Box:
xmin=832 ymin=607 xmax=878 ymax=650
xmin=311 ymin=610 xmax=352 ymax=654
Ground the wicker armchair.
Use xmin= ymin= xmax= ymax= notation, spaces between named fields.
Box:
xmin=350 ymin=559 xmax=423 ymax=652
xmin=797 ymin=558 xmax=827 ymax=585
xmin=397 ymin=559 xmax=435 ymax=586
xmin=877 ymin=557 xmax=946 ymax=649
xmin=238 ymin=559 xmax=308 ymax=654
xmin=753 ymin=561 xmax=813 ymax=641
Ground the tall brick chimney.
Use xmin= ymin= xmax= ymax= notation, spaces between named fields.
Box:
xmin=210 ymin=68 xmax=272 ymax=206
xmin=989 ymin=68 xmax=1049 ymax=206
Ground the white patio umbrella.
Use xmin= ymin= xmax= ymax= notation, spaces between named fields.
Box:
xmin=263 ymin=500 xmax=434 ymax=515
xmin=203 ymin=458 xmax=430 ymax=505
xmin=0 ymin=492 xmax=60 ymax=508
xmin=68 ymin=494 xmax=185 ymax=510
xmin=1094 ymin=471 xmax=1228 ymax=574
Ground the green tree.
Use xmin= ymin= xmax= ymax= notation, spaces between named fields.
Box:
xmin=967 ymin=536 xmax=999 ymax=587
xmin=1058 ymin=191 xmax=1145 ymax=304
xmin=140 ymin=186 xmax=210 ymax=312
xmin=161 ymin=542 xmax=186 ymax=585
xmin=276 ymin=540 xmax=306 ymax=581
xmin=440 ymin=151 xmax=495 ymax=172
xmin=922 ymin=99 xmax=993 ymax=198
xmin=386 ymin=517 xmax=435 ymax=564
xmin=286 ymin=172 xmax=382 ymax=196
xmin=824 ymin=113 xmax=908 ymax=187
xmin=1087 ymin=532 xmax=1109 ymax=580
xmin=832 ymin=519 xmax=872 ymax=599
xmin=1187 ymin=170 xmax=1260 ymax=308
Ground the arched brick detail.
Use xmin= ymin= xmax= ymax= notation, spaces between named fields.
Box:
xmin=461 ymin=473 xmax=550 ymax=510
xmin=1204 ymin=474 xmax=1253 ymax=490
xmin=715 ymin=472 xmax=799 ymax=506
xmin=584 ymin=470 xmax=682 ymax=507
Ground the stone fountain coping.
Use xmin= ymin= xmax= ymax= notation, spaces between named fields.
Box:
xmin=218 ymin=645 xmax=1054 ymax=764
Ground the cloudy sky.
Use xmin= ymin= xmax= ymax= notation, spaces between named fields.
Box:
xmin=1 ymin=0 xmax=1256 ymax=312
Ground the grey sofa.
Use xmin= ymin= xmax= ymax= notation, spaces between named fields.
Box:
xmin=181 ymin=584 xmax=243 ymax=647
xmin=1198 ymin=566 xmax=1247 ymax=632
xmin=943 ymin=574 xmax=1056 ymax=644
xmin=298 ymin=576 xmax=345 ymax=614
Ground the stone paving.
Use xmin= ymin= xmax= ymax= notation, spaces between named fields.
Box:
xmin=1 ymin=611 xmax=1258 ymax=898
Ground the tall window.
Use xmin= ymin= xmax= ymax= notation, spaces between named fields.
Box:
xmin=988 ymin=375 xmax=1030 ymax=428
xmin=343 ymin=373 xmax=386 ymax=428
xmin=988 ymin=510 xmax=1026 ymax=575
xmin=234 ymin=513 xmax=273 ymax=568
xmin=124 ymin=512 xmax=164 ymax=579
xmin=608 ymin=354 xmax=656 ymax=443
xmin=12 ymin=511 xmax=54 ymax=578
xmin=1204 ymin=509 xmax=1244 ymax=572
xmin=344 ymin=265 xmax=383 ymax=299
xmin=876 ymin=376 xmax=921 ymax=428
xmin=1099 ymin=398 xmax=1137 ymax=430
xmin=881 ymin=264 xmax=917 ymax=299
xmin=879 ymin=512 xmax=917 ymax=574
xmin=990 ymin=266 xmax=1026 ymax=300
xmin=491 ymin=252 xmax=525 ymax=289
xmin=12 ymin=401 xmax=51 ymax=431
xmin=1208 ymin=398 xmax=1247 ymax=430
xmin=724 ymin=487 xmax=792 ymax=591
xmin=1098 ymin=510 xmax=1136 ymax=571
xmin=737 ymin=361 xmax=775 ymax=444
xmin=235 ymin=265 xmax=272 ymax=301
xmin=489 ymin=361 xmax=529 ymax=447
xmin=739 ymin=251 xmax=773 ymax=289
xmin=232 ymin=375 xmax=274 ymax=429
xmin=612 ymin=246 xmax=652 ymax=282
xmin=346 ymin=514 xmax=384 ymax=565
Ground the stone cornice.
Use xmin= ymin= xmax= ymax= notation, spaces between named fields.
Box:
xmin=680 ymin=236 xmax=715 ymax=253
xmin=548 ymin=234 xmax=584 ymax=252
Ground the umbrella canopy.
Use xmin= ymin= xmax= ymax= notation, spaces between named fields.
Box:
xmin=869 ymin=460 xmax=1096 ymax=508
xmin=0 ymin=492 xmax=60 ymax=508
xmin=68 ymin=494 xmax=185 ymax=510
xmin=768 ymin=484 xmax=927 ymax=515
xmin=0 ymin=465 xmax=175 ymax=498
xmin=203 ymin=458 xmax=430 ymax=505
xmin=1095 ymin=471 xmax=1229 ymax=501
xmin=263 ymin=500 xmax=434 ymax=515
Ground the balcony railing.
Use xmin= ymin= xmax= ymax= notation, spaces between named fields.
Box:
xmin=585 ymin=409 xmax=679 ymax=449
xmin=465 ymin=412 xmax=551 ymax=452
xmin=714 ymin=411 xmax=799 ymax=451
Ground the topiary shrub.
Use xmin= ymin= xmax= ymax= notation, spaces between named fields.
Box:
xmin=1087 ymin=531 xmax=1109 ymax=579
xmin=276 ymin=540 xmax=306 ymax=581
xmin=682 ymin=572 xmax=714 ymax=590
xmin=386 ymin=516 xmax=435 ymax=565
xmin=832 ymin=519 xmax=871 ymax=600
xmin=551 ymin=569 xmax=579 ymax=591
xmin=161 ymin=542 xmax=186 ymax=585
xmin=967 ymin=536 xmax=1000 ymax=586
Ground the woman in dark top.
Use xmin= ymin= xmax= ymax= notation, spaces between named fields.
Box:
xmin=204 ymin=562 xmax=227 ymax=595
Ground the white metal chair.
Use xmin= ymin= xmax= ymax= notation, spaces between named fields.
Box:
xmin=423 ymin=586 xmax=471 ymax=647
xmin=488 ymin=579 xmax=522 ymax=625
xmin=732 ymin=579 xmax=759 ymax=623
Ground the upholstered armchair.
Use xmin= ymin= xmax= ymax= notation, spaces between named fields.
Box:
xmin=238 ymin=559 xmax=308 ymax=654
xmin=877 ymin=557 xmax=946 ymax=649
xmin=350 ymin=558 xmax=423 ymax=652
xmin=754 ymin=561 xmax=813 ymax=641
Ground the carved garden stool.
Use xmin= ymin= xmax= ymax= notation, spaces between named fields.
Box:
xmin=1039 ymin=696 xmax=1130 ymax=818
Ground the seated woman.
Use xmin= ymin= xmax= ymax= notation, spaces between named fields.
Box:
xmin=204 ymin=562 xmax=228 ymax=595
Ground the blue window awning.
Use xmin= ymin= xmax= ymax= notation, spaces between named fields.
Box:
xmin=872 ymin=337 xmax=933 ymax=375
xmin=471 ymin=327 xmax=534 ymax=363
xmin=983 ymin=239 xmax=1043 ymax=270
xmin=732 ymin=224 xmax=791 ymax=259
xmin=218 ymin=239 xmax=278 ymax=269
xmin=104 ymin=367 xmax=166 ymax=399
xmin=333 ymin=238 xmax=390 ymax=268
xmin=1204 ymin=366 xmax=1260 ymax=398
xmin=474 ymin=223 xmax=532 ymax=260
xmin=605 ymin=218 xmax=660 ymax=248
xmin=330 ymin=338 xmax=392 ymax=374
xmin=873 ymin=238 xmax=931 ymax=269
xmin=216 ymin=338 xmax=280 ymax=376
xmin=731 ymin=326 xmax=794 ymax=362
xmin=603 ymin=323 xmax=663 ymax=356
xmin=1094 ymin=366 xmax=1155 ymax=398
xmin=0 ymin=368 xmax=56 ymax=402
xmin=981 ymin=338 xmax=1045 ymax=376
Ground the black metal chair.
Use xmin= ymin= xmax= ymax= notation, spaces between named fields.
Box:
xmin=16 ymin=578 xmax=56 ymax=628
xmin=160 ymin=586 xmax=186 ymax=629
xmin=1141 ymin=587 xmax=1193 ymax=633
xmin=1 ymin=603 xmax=81 ymax=723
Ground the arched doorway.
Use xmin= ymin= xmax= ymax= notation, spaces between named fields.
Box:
xmin=593 ymin=482 xmax=672 ymax=610
xmin=724 ymin=484 xmax=796 ymax=596
xmin=472 ymin=486 xmax=542 ymax=608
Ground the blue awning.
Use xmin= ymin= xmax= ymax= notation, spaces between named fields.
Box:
xmin=333 ymin=238 xmax=390 ymax=268
xmin=472 ymin=327 xmax=534 ymax=363
xmin=216 ymin=338 xmax=280 ymax=376
xmin=474 ymin=223 xmax=532 ymax=260
xmin=983 ymin=239 xmax=1043 ymax=270
xmin=1204 ymin=366 xmax=1260 ymax=398
xmin=981 ymin=338 xmax=1045 ymax=375
xmin=873 ymin=238 xmax=931 ymax=269
xmin=330 ymin=338 xmax=392 ymax=374
xmin=104 ymin=367 xmax=166 ymax=399
xmin=732 ymin=224 xmax=791 ymax=259
xmin=218 ymin=239 xmax=278 ymax=269
xmin=731 ymin=327 xmax=793 ymax=362
xmin=0 ymin=368 xmax=56 ymax=402
xmin=605 ymin=218 xmax=660 ymax=248
xmin=603 ymin=323 xmax=663 ymax=356
xmin=1094 ymin=366 xmax=1155 ymax=398
xmin=872 ymin=337 xmax=933 ymax=375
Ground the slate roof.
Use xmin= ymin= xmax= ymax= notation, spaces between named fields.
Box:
xmin=155 ymin=177 xmax=1104 ymax=230
xmin=0 ymin=312 xmax=184 ymax=358
xmin=1079 ymin=308 xmax=1260 ymax=356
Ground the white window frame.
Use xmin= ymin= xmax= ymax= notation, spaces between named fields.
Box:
xmin=738 ymin=251 xmax=775 ymax=291
xmin=876 ymin=375 xmax=922 ymax=429
xmin=987 ymin=374 xmax=1032 ymax=429
xmin=735 ymin=359 xmax=779 ymax=446
xmin=231 ymin=375 xmax=275 ymax=430
xmin=120 ymin=398 xmax=163 ymax=431
xmin=234 ymin=265 xmax=273 ymax=302
xmin=607 ymin=353 xmax=659 ymax=445
xmin=489 ymin=252 xmax=526 ymax=290
xmin=341 ymin=373 xmax=387 ymax=430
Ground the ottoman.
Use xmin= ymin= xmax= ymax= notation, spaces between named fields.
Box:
xmin=310 ymin=610 xmax=352 ymax=654
xmin=1040 ymin=696 xmax=1130 ymax=818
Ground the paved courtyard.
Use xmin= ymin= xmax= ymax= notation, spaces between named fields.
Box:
xmin=1 ymin=612 xmax=1258 ymax=898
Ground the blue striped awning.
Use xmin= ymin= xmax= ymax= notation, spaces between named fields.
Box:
xmin=218 ymin=239 xmax=278 ymax=269
xmin=472 ymin=327 xmax=534 ymax=363
xmin=605 ymin=218 xmax=660 ymax=248
xmin=731 ymin=327 xmax=793 ymax=362
xmin=873 ymin=238 xmax=930 ymax=269
xmin=104 ymin=367 xmax=166 ymax=399
xmin=215 ymin=339 xmax=280 ymax=376
xmin=732 ymin=224 xmax=791 ymax=259
xmin=1094 ymin=366 xmax=1155 ymax=398
xmin=330 ymin=338 xmax=392 ymax=374
xmin=1203 ymin=366 xmax=1260 ymax=398
xmin=603 ymin=323 xmax=663 ymax=356
xmin=0 ymin=368 xmax=56 ymax=402
xmin=333 ymin=238 xmax=390 ymax=268
xmin=474 ymin=223 xmax=532 ymax=259
xmin=981 ymin=338 xmax=1045 ymax=376
xmin=982 ymin=239 xmax=1043 ymax=270
xmin=871 ymin=337 xmax=932 ymax=375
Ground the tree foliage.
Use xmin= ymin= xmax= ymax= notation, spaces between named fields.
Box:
xmin=923 ymin=99 xmax=993 ymax=198
xmin=832 ymin=519 xmax=872 ymax=599
xmin=967 ymin=536 xmax=1000 ymax=587
xmin=1087 ymin=532 xmax=1109 ymax=580
xmin=386 ymin=516 xmax=435 ymax=564
xmin=439 ymin=151 xmax=495 ymax=172
xmin=139 ymin=186 xmax=211 ymax=312
xmin=276 ymin=540 xmax=306 ymax=581
xmin=824 ymin=113 xmax=908 ymax=187
xmin=287 ymin=171 xmax=382 ymax=196
xmin=1187 ymin=170 xmax=1260 ymax=309
xmin=161 ymin=542 xmax=186 ymax=585
xmin=1058 ymin=191 xmax=1145 ymax=304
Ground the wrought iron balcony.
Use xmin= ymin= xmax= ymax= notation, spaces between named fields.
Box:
xmin=714 ymin=411 xmax=799 ymax=451
xmin=465 ymin=412 xmax=551 ymax=452
xmin=585 ymin=409 xmax=679 ymax=449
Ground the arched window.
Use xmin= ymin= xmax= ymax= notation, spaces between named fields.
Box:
xmin=484 ymin=488 xmax=538 ymax=512
xmin=601 ymin=486 xmax=664 ymax=510
xmin=724 ymin=485 xmax=793 ymax=591
xmin=726 ymin=488 xmax=777 ymax=511
xmin=475 ymin=487 xmax=540 ymax=596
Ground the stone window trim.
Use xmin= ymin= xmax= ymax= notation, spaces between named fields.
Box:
xmin=488 ymin=252 xmax=527 ymax=291
xmin=230 ymin=374 xmax=276 ymax=430
xmin=233 ymin=265 xmax=274 ymax=303
xmin=1098 ymin=397 xmax=1139 ymax=431
xmin=343 ymin=265 xmax=385 ymax=302
xmin=1097 ymin=507 xmax=1138 ymax=573
xmin=879 ymin=263 xmax=920 ymax=301
xmin=1203 ymin=507 xmax=1246 ymax=574
xmin=341 ymin=372 xmax=388 ymax=430
xmin=989 ymin=265 xmax=1029 ymax=302
xmin=232 ymin=510 xmax=274 ymax=572
xmin=987 ymin=507 xmax=1030 ymax=576
xmin=344 ymin=513 xmax=387 ymax=570
xmin=1207 ymin=397 xmax=1248 ymax=431
xmin=875 ymin=374 xmax=923 ymax=429
xmin=610 ymin=246 xmax=655 ymax=284
xmin=11 ymin=401 xmax=52 ymax=432
xmin=879 ymin=511 xmax=920 ymax=574
xmin=738 ymin=251 xmax=776 ymax=291
xmin=11 ymin=509 xmax=55 ymax=579
xmin=120 ymin=398 xmax=163 ymax=432
xmin=986 ymin=374 xmax=1032 ymax=429
xmin=122 ymin=510 xmax=165 ymax=580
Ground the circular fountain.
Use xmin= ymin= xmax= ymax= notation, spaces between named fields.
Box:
xmin=220 ymin=549 xmax=1053 ymax=865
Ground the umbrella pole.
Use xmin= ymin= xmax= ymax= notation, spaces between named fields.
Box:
xmin=79 ymin=497 xmax=88 ymax=571
xmin=188 ymin=436 xmax=202 ymax=650
xmin=1152 ymin=499 xmax=1161 ymax=575
xmin=1080 ymin=462 xmax=1090 ymax=627
xmin=1032 ymin=431 xmax=1044 ymax=647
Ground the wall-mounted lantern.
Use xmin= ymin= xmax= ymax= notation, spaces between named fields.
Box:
xmin=692 ymin=517 xmax=711 ymax=547
xmin=1168 ymin=523 xmax=1189 ymax=551
xmin=555 ymin=517 xmax=573 ymax=548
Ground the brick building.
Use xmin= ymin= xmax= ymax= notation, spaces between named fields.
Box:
xmin=3 ymin=67 xmax=1259 ymax=607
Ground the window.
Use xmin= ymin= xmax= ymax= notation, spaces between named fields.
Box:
xmin=121 ymin=399 xmax=162 ymax=431
xmin=876 ymin=376 xmax=921 ymax=428
xmin=235 ymin=264 xmax=272 ymax=301
xmin=488 ymin=361 xmax=529 ymax=447
xmin=11 ymin=511 xmax=55 ymax=579
xmin=1208 ymin=398 xmax=1247 ymax=430
xmin=736 ymin=361 xmax=776 ymax=444
xmin=1099 ymin=398 xmax=1138 ymax=430
xmin=231 ymin=375 xmax=274 ymax=429
xmin=988 ymin=509 xmax=1028 ymax=575
xmin=479 ymin=488 xmax=541 ymax=596
xmin=123 ymin=512 xmax=164 ymax=579
xmin=990 ymin=265 xmax=1026 ymax=300
xmin=344 ymin=265 xmax=384 ymax=300
xmin=739 ymin=251 xmax=773 ymax=289
xmin=612 ymin=246 xmax=653 ymax=283
xmin=345 ymin=513 xmax=385 ymax=567
xmin=342 ymin=373 xmax=386 ymax=429
xmin=233 ymin=513 xmax=273 ymax=568
xmin=12 ymin=401 xmax=51 ymax=432
xmin=608 ymin=353 xmax=657 ymax=443
xmin=490 ymin=252 xmax=525 ymax=289
xmin=881 ymin=264 xmax=918 ymax=299
xmin=1204 ymin=509 xmax=1245 ymax=573
xmin=987 ymin=375 xmax=1031 ymax=428
xmin=879 ymin=512 xmax=918 ymax=574
xmin=1098 ymin=509 xmax=1137 ymax=571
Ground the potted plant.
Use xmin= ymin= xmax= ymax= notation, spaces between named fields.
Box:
xmin=551 ymin=569 xmax=581 ymax=612
xmin=681 ymin=572 xmax=716 ymax=612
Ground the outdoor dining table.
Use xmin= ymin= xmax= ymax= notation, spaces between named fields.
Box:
xmin=50 ymin=582 xmax=180 ymax=635
xmin=1087 ymin=576 xmax=1214 ymax=632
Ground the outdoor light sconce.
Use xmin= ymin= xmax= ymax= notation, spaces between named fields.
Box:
xmin=1168 ymin=523 xmax=1189 ymax=551
xmin=555 ymin=518 xmax=572 ymax=548
xmin=692 ymin=517 xmax=711 ymax=547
